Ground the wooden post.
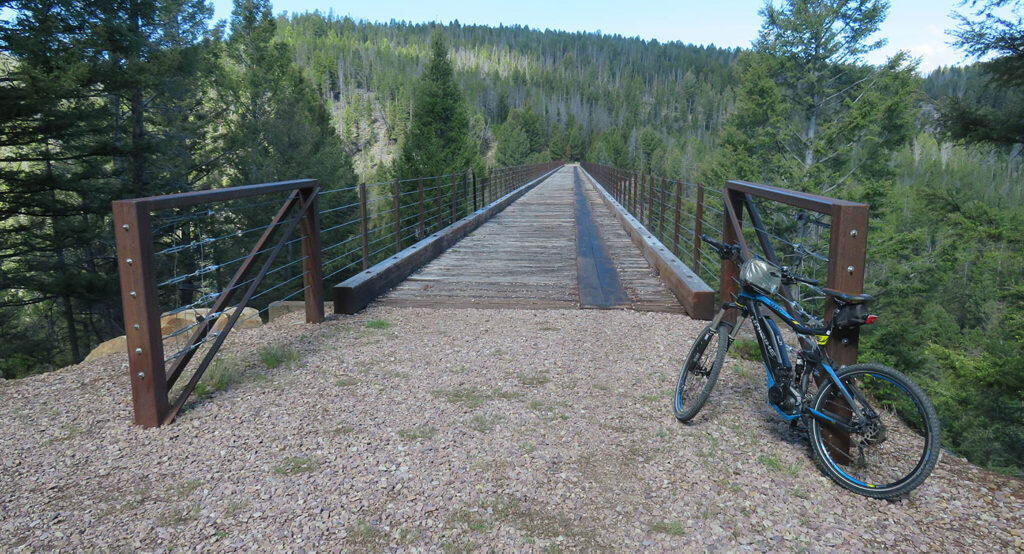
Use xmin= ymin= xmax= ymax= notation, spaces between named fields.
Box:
xmin=694 ymin=182 xmax=705 ymax=273
xmin=358 ymin=182 xmax=369 ymax=269
xmin=112 ymin=201 xmax=169 ymax=428
xmin=298 ymin=185 xmax=325 ymax=324
xmin=393 ymin=178 xmax=401 ymax=254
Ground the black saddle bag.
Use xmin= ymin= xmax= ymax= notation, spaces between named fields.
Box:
xmin=831 ymin=302 xmax=870 ymax=330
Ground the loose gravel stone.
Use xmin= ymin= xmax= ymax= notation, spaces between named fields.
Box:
xmin=1 ymin=306 xmax=1021 ymax=552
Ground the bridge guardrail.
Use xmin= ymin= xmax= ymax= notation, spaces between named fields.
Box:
xmin=113 ymin=162 xmax=562 ymax=427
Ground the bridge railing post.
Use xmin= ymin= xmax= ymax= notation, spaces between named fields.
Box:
xmin=393 ymin=178 xmax=401 ymax=254
xmin=359 ymin=182 xmax=369 ymax=269
xmin=694 ymin=182 xmax=705 ymax=275
xmin=299 ymin=185 xmax=325 ymax=324
xmin=673 ymin=179 xmax=683 ymax=257
xmin=113 ymin=202 xmax=168 ymax=427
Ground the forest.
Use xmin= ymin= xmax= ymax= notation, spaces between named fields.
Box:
xmin=1 ymin=0 xmax=1021 ymax=473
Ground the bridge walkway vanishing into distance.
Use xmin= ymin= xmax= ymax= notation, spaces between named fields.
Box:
xmin=379 ymin=165 xmax=685 ymax=313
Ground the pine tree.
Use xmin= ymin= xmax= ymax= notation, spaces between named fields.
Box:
xmin=707 ymin=0 xmax=917 ymax=200
xmin=394 ymin=30 xmax=473 ymax=180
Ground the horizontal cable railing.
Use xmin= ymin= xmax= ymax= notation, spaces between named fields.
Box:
xmin=114 ymin=161 xmax=561 ymax=427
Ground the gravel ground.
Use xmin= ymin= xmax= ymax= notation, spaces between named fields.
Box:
xmin=2 ymin=306 xmax=1022 ymax=552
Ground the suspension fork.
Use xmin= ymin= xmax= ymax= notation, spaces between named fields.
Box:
xmin=709 ymin=302 xmax=749 ymax=348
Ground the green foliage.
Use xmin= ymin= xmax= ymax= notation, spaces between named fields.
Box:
xmin=395 ymin=31 xmax=474 ymax=179
xmin=940 ymin=0 xmax=1024 ymax=145
xmin=706 ymin=0 xmax=917 ymax=201
xmin=258 ymin=344 xmax=301 ymax=369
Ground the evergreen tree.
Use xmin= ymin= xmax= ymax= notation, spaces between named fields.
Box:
xmin=940 ymin=0 xmax=1024 ymax=145
xmin=394 ymin=30 xmax=473 ymax=179
xmin=707 ymin=0 xmax=917 ymax=200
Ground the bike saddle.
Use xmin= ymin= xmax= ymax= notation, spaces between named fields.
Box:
xmin=823 ymin=288 xmax=874 ymax=304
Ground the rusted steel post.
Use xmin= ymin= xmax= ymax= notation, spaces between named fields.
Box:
xmin=298 ymin=185 xmax=325 ymax=324
xmin=472 ymin=170 xmax=478 ymax=212
xmin=450 ymin=174 xmax=457 ymax=224
xmin=417 ymin=178 xmax=425 ymax=237
xmin=358 ymin=182 xmax=369 ymax=269
xmin=673 ymin=179 xmax=683 ymax=256
xmin=392 ymin=178 xmax=401 ymax=254
xmin=826 ymin=203 xmax=869 ymax=367
xmin=658 ymin=176 xmax=667 ymax=240
xmin=720 ymin=189 xmax=746 ymax=323
xmin=112 ymin=201 xmax=169 ymax=428
xmin=694 ymin=182 xmax=705 ymax=273
xmin=647 ymin=173 xmax=655 ymax=229
xmin=435 ymin=176 xmax=442 ymax=227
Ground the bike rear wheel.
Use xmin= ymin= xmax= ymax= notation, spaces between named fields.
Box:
xmin=808 ymin=363 xmax=940 ymax=499
xmin=673 ymin=324 xmax=727 ymax=422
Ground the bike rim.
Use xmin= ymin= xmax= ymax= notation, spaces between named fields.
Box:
xmin=676 ymin=330 xmax=717 ymax=413
xmin=814 ymin=371 xmax=932 ymax=492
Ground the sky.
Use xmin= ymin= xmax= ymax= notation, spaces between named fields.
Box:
xmin=207 ymin=0 xmax=981 ymax=73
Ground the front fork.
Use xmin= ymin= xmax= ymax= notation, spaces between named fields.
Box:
xmin=710 ymin=303 xmax=749 ymax=348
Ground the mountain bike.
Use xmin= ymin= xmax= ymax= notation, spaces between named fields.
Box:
xmin=673 ymin=234 xmax=940 ymax=499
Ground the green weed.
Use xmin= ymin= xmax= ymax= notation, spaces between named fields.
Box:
xmin=258 ymin=344 xmax=301 ymax=369
xmin=272 ymin=456 xmax=318 ymax=475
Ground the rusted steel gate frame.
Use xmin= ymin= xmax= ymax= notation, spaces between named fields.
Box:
xmin=719 ymin=180 xmax=869 ymax=457
xmin=112 ymin=180 xmax=324 ymax=428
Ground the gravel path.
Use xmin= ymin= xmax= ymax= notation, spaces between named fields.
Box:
xmin=2 ymin=306 xmax=1022 ymax=552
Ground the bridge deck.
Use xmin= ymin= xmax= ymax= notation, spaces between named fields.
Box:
xmin=380 ymin=166 xmax=684 ymax=313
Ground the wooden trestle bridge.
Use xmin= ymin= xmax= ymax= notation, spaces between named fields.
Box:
xmin=112 ymin=162 xmax=869 ymax=427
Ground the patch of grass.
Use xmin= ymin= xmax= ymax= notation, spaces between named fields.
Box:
xmin=394 ymin=526 xmax=418 ymax=544
xmin=335 ymin=375 xmax=360 ymax=387
xmin=650 ymin=520 xmax=687 ymax=536
xmin=791 ymin=486 xmax=811 ymax=500
xmin=733 ymin=339 xmax=762 ymax=361
xmin=258 ymin=344 xmax=301 ymax=369
xmin=639 ymin=393 xmax=663 ymax=403
xmin=173 ymin=479 xmax=204 ymax=499
xmin=592 ymin=383 xmax=610 ymax=391
xmin=491 ymin=348 xmax=507 ymax=357
xmin=431 ymin=387 xmax=489 ymax=409
xmin=519 ymin=441 xmax=537 ymax=453
xmin=449 ymin=509 xmax=492 ymax=532
xmin=224 ymin=500 xmax=250 ymax=517
xmin=332 ymin=424 xmax=356 ymax=435
xmin=442 ymin=539 xmax=482 ymax=553
xmin=365 ymin=319 xmax=392 ymax=330
xmin=397 ymin=426 xmax=436 ymax=440
xmin=517 ymin=371 xmax=552 ymax=387
xmin=195 ymin=356 xmax=245 ymax=397
xmin=348 ymin=520 xmax=384 ymax=546
xmin=485 ymin=496 xmax=577 ymax=541
xmin=527 ymin=399 xmax=570 ymax=420
xmin=490 ymin=388 xmax=524 ymax=400
xmin=468 ymin=414 xmax=500 ymax=433
xmin=598 ymin=422 xmax=634 ymax=434
xmin=158 ymin=503 xmax=200 ymax=527
xmin=758 ymin=455 xmax=801 ymax=475
xmin=272 ymin=456 xmax=318 ymax=475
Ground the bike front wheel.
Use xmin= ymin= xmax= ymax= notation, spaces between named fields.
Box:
xmin=808 ymin=363 xmax=941 ymax=499
xmin=673 ymin=323 xmax=727 ymax=422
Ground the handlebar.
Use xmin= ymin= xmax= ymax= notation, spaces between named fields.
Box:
xmin=700 ymin=234 xmax=820 ymax=287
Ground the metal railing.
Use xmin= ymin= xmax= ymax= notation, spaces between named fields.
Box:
xmin=581 ymin=162 xmax=869 ymax=366
xmin=113 ymin=162 xmax=561 ymax=427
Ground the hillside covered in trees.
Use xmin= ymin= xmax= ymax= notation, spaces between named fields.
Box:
xmin=1 ymin=0 xmax=1021 ymax=473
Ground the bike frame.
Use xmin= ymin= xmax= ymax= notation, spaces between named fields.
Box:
xmin=711 ymin=285 xmax=864 ymax=430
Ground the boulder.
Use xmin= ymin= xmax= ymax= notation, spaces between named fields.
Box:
xmin=84 ymin=335 xmax=128 ymax=362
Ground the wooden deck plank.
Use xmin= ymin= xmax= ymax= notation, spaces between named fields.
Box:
xmin=379 ymin=165 xmax=686 ymax=313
